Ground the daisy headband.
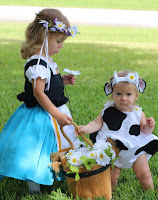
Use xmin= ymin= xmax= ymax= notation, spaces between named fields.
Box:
xmin=104 ymin=71 xmax=146 ymax=95
xmin=33 ymin=15 xmax=78 ymax=90
xmin=38 ymin=17 xmax=79 ymax=37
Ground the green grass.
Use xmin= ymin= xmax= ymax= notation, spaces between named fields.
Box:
xmin=0 ymin=23 xmax=158 ymax=199
xmin=1 ymin=23 xmax=158 ymax=44
xmin=1 ymin=0 xmax=158 ymax=10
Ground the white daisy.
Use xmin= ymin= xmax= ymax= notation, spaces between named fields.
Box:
xmin=87 ymin=150 xmax=97 ymax=159
xmin=68 ymin=25 xmax=78 ymax=37
xmin=93 ymin=140 xmax=111 ymax=151
xmin=95 ymin=150 xmax=111 ymax=166
xmin=65 ymin=149 xmax=75 ymax=159
xmin=68 ymin=152 xmax=82 ymax=167
xmin=133 ymin=105 xmax=140 ymax=113
xmin=126 ymin=72 xmax=139 ymax=85
xmin=55 ymin=21 xmax=66 ymax=31
xmin=63 ymin=68 xmax=81 ymax=76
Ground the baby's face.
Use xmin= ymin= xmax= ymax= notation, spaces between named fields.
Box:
xmin=112 ymin=82 xmax=138 ymax=112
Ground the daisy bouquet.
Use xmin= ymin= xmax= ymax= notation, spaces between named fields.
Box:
xmin=65 ymin=138 xmax=117 ymax=181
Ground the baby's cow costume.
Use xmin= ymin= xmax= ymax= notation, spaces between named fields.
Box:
xmin=90 ymin=72 xmax=158 ymax=169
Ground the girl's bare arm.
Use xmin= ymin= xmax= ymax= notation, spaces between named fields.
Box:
xmin=33 ymin=78 xmax=72 ymax=127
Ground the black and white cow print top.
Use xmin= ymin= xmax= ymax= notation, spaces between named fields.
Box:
xmin=96 ymin=101 xmax=158 ymax=169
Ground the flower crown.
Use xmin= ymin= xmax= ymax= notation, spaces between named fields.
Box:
xmin=38 ymin=17 xmax=79 ymax=37
xmin=104 ymin=71 xmax=146 ymax=95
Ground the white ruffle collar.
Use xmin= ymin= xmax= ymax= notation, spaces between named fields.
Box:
xmin=25 ymin=55 xmax=59 ymax=90
xmin=103 ymin=101 xmax=141 ymax=115
xmin=25 ymin=55 xmax=58 ymax=75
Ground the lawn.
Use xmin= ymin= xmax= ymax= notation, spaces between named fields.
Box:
xmin=1 ymin=0 xmax=158 ymax=10
xmin=0 ymin=22 xmax=158 ymax=199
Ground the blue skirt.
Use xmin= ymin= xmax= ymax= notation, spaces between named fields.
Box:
xmin=0 ymin=103 xmax=64 ymax=185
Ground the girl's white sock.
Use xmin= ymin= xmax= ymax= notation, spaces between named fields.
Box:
xmin=27 ymin=180 xmax=40 ymax=194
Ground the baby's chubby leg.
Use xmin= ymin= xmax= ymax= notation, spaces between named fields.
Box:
xmin=110 ymin=166 xmax=121 ymax=189
xmin=133 ymin=154 xmax=154 ymax=190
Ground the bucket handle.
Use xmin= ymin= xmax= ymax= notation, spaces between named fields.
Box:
xmin=60 ymin=121 xmax=93 ymax=150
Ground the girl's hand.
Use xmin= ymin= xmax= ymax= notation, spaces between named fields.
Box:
xmin=56 ymin=113 xmax=72 ymax=127
xmin=146 ymin=117 xmax=155 ymax=129
xmin=62 ymin=75 xmax=76 ymax=85
xmin=33 ymin=78 xmax=72 ymax=127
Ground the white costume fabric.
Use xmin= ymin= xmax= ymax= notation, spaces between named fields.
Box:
xmin=96 ymin=101 xmax=158 ymax=169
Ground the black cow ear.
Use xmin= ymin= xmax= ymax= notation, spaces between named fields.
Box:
xmin=104 ymin=82 xmax=112 ymax=95
xmin=138 ymin=79 xmax=146 ymax=93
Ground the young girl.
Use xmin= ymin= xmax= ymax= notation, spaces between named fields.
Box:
xmin=76 ymin=70 xmax=158 ymax=190
xmin=0 ymin=8 xmax=78 ymax=194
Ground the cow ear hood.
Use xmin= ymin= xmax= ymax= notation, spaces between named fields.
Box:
xmin=104 ymin=82 xmax=112 ymax=95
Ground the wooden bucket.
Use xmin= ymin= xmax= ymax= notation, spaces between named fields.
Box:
xmin=59 ymin=152 xmax=112 ymax=200
xmin=56 ymin=122 xmax=112 ymax=200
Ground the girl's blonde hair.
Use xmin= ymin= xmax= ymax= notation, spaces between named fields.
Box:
xmin=20 ymin=8 xmax=70 ymax=59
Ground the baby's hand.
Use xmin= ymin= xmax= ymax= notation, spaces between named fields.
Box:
xmin=75 ymin=125 xmax=89 ymax=137
xmin=146 ymin=117 xmax=155 ymax=129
